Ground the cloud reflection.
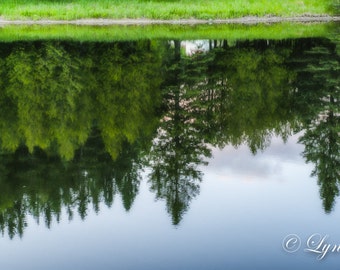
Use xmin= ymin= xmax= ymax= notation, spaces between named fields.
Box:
xmin=206 ymin=133 xmax=306 ymax=181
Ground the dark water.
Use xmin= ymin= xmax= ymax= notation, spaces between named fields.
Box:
xmin=0 ymin=28 xmax=339 ymax=269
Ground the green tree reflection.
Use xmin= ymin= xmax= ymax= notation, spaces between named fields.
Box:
xmin=148 ymin=39 xmax=297 ymax=224
xmin=0 ymin=40 xmax=162 ymax=238
xmin=0 ymin=40 xmax=162 ymax=161
xmin=291 ymin=38 xmax=340 ymax=212
xmin=148 ymin=40 xmax=212 ymax=225
xmin=0 ymin=37 xmax=338 ymax=238
xmin=0 ymin=129 xmax=152 ymax=239
xmin=198 ymin=40 xmax=297 ymax=152
xmin=4 ymin=42 xmax=90 ymax=159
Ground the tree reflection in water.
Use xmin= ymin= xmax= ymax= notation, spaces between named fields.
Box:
xmin=289 ymin=36 xmax=340 ymax=212
xmin=0 ymin=34 xmax=338 ymax=238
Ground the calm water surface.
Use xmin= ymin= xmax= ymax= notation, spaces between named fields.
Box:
xmin=0 ymin=25 xmax=339 ymax=269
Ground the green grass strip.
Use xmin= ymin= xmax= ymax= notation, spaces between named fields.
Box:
xmin=0 ymin=0 xmax=336 ymax=20
xmin=0 ymin=22 xmax=335 ymax=42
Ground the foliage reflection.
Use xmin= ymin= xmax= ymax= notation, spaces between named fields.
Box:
xmin=0 ymin=34 xmax=338 ymax=238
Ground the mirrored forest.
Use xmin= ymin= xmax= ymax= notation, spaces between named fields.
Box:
xmin=0 ymin=27 xmax=339 ymax=238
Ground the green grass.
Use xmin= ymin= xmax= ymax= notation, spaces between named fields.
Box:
xmin=0 ymin=22 xmax=336 ymax=42
xmin=0 ymin=0 xmax=335 ymax=20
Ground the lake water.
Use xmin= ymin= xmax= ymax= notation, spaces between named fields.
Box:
xmin=0 ymin=23 xmax=339 ymax=269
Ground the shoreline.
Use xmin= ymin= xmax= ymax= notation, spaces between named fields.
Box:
xmin=0 ymin=15 xmax=339 ymax=26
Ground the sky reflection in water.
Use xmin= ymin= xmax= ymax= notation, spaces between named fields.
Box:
xmin=1 ymin=134 xmax=339 ymax=270
xmin=0 ymin=30 xmax=339 ymax=269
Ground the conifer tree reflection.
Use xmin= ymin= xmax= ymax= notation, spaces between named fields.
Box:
xmin=0 ymin=130 xmax=149 ymax=238
xmin=4 ymin=42 xmax=92 ymax=159
xmin=0 ymin=40 xmax=162 ymax=161
xmin=193 ymin=40 xmax=296 ymax=153
xmin=0 ymin=40 xmax=161 ymax=238
xmin=94 ymin=41 xmax=162 ymax=160
xmin=149 ymin=41 xmax=211 ymax=225
xmin=149 ymin=39 xmax=298 ymax=224
xmin=0 ymin=36 xmax=339 ymax=237
xmin=291 ymin=38 xmax=340 ymax=212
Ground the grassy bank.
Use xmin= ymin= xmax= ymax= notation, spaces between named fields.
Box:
xmin=0 ymin=23 xmax=336 ymax=42
xmin=0 ymin=0 xmax=335 ymax=20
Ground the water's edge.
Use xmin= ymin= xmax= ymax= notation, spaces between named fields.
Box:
xmin=0 ymin=15 xmax=339 ymax=26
